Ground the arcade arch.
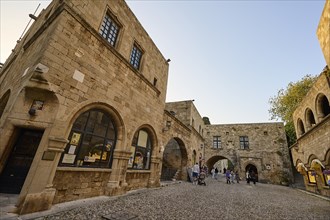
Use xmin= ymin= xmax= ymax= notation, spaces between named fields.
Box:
xmin=206 ymin=155 xmax=234 ymax=175
xmin=316 ymin=93 xmax=330 ymax=119
xmin=305 ymin=108 xmax=316 ymax=129
xmin=245 ymin=163 xmax=258 ymax=182
xmin=161 ymin=137 xmax=188 ymax=181
xmin=297 ymin=118 xmax=305 ymax=136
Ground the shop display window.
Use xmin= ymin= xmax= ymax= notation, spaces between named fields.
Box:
xmin=59 ymin=109 xmax=116 ymax=168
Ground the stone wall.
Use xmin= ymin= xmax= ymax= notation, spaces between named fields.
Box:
xmin=317 ymin=0 xmax=330 ymax=67
xmin=204 ymin=123 xmax=293 ymax=184
xmin=165 ymin=100 xmax=205 ymax=136
xmin=0 ymin=0 xmax=169 ymax=213
xmin=291 ymin=69 xmax=330 ymax=197
xmin=292 ymin=71 xmax=330 ymax=137
xmin=53 ymin=169 xmax=111 ymax=204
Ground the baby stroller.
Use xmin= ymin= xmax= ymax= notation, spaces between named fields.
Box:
xmin=198 ymin=171 xmax=206 ymax=186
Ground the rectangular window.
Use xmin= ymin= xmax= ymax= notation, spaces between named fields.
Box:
xmin=99 ymin=13 xmax=119 ymax=47
xmin=239 ymin=136 xmax=249 ymax=149
xmin=213 ymin=136 xmax=221 ymax=149
xmin=130 ymin=44 xmax=143 ymax=70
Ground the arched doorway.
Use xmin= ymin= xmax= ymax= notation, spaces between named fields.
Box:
xmin=206 ymin=156 xmax=234 ymax=175
xmin=246 ymin=164 xmax=258 ymax=182
xmin=161 ymin=138 xmax=188 ymax=181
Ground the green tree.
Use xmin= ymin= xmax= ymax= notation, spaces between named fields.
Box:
xmin=203 ymin=117 xmax=211 ymax=125
xmin=269 ymin=74 xmax=317 ymax=146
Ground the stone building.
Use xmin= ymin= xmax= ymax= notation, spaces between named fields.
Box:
xmin=161 ymin=101 xmax=205 ymax=181
xmin=204 ymin=123 xmax=293 ymax=184
xmin=0 ymin=0 xmax=170 ymax=214
xmin=290 ymin=0 xmax=330 ymax=197
xmin=162 ymin=101 xmax=293 ymax=185
xmin=0 ymin=0 xmax=297 ymax=215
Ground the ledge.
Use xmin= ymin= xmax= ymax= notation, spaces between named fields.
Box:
xmin=126 ymin=170 xmax=151 ymax=174
xmin=56 ymin=166 xmax=112 ymax=172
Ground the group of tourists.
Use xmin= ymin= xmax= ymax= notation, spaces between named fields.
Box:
xmin=192 ymin=164 xmax=257 ymax=185
xmin=224 ymin=169 xmax=240 ymax=184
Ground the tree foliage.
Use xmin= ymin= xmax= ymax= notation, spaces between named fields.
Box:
xmin=269 ymin=74 xmax=317 ymax=146
xmin=203 ymin=117 xmax=211 ymax=125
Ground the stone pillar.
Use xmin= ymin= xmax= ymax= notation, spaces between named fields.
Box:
xmin=17 ymin=136 xmax=68 ymax=214
xmin=148 ymin=156 xmax=162 ymax=187
xmin=104 ymin=149 xmax=131 ymax=196
xmin=317 ymin=113 xmax=325 ymax=122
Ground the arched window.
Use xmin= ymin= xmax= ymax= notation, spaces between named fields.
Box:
xmin=305 ymin=108 xmax=316 ymax=128
xmin=316 ymin=93 xmax=330 ymax=119
xmin=128 ymin=129 xmax=152 ymax=170
xmin=297 ymin=118 xmax=305 ymax=136
xmin=0 ymin=90 xmax=10 ymax=119
xmin=59 ymin=109 xmax=116 ymax=168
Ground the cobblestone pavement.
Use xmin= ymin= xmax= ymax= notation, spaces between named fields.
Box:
xmin=5 ymin=177 xmax=330 ymax=220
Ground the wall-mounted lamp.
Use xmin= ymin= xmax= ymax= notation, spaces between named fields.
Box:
xmin=29 ymin=100 xmax=44 ymax=116
xmin=166 ymin=59 xmax=171 ymax=63
xmin=28 ymin=106 xmax=37 ymax=116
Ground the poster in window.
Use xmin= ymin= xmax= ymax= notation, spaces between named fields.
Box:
xmin=70 ymin=132 xmax=81 ymax=145
xmin=62 ymin=154 xmax=76 ymax=164
xmin=137 ymin=130 xmax=148 ymax=148
xmin=308 ymin=171 xmax=316 ymax=183
xmin=128 ymin=146 xmax=135 ymax=168
xmin=68 ymin=145 xmax=76 ymax=154
xmin=326 ymin=174 xmax=330 ymax=185
xmin=134 ymin=150 xmax=144 ymax=169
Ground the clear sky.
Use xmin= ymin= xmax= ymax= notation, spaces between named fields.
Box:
xmin=0 ymin=0 xmax=326 ymax=124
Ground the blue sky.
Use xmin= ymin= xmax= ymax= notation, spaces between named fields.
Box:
xmin=0 ymin=0 xmax=326 ymax=124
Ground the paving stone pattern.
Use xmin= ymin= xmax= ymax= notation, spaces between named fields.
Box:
xmin=33 ymin=178 xmax=329 ymax=220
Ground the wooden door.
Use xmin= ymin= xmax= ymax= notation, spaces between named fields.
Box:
xmin=0 ymin=129 xmax=43 ymax=194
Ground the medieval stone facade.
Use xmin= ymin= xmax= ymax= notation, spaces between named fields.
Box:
xmin=204 ymin=123 xmax=292 ymax=185
xmin=0 ymin=0 xmax=169 ymax=214
xmin=0 ymin=0 xmax=308 ymax=215
xmin=163 ymin=101 xmax=293 ymax=185
xmin=290 ymin=0 xmax=330 ymax=197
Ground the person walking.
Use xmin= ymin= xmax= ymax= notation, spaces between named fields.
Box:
xmin=246 ymin=171 xmax=250 ymax=184
xmin=214 ymin=167 xmax=219 ymax=180
xmin=250 ymin=170 xmax=256 ymax=185
xmin=225 ymin=170 xmax=231 ymax=184
xmin=235 ymin=171 xmax=240 ymax=183
xmin=211 ymin=168 xmax=215 ymax=179
xmin=192 ymin=163 xmax=200 ymax=185
xmin=230 ymin=170 xmax=235 ymax=184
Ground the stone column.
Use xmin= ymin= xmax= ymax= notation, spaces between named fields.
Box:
xmin=104 ymin=149 xmax=131 ymax=196
xmin=317 ymin=113 xmax=325 ymax=122
xmin=18 ymin=136 xmax=68 ymax=214
xmin=148 ymin=156 xmax=162 ymax=187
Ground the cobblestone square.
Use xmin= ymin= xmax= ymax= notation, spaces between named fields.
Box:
xmin=10 ymin=177 xmax=328 ymax=220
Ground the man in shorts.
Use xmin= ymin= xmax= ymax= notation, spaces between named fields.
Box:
xmin=192 ymin=163 xmax=200 ymax=185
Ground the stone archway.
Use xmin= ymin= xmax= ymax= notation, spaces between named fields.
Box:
xmin=206 ymin=155 xmax=234 ymax=175
xmin=246 ymin=164 xmax=258 ymax=182
xmin=161 ymin=138 xmax=188 ymax=181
